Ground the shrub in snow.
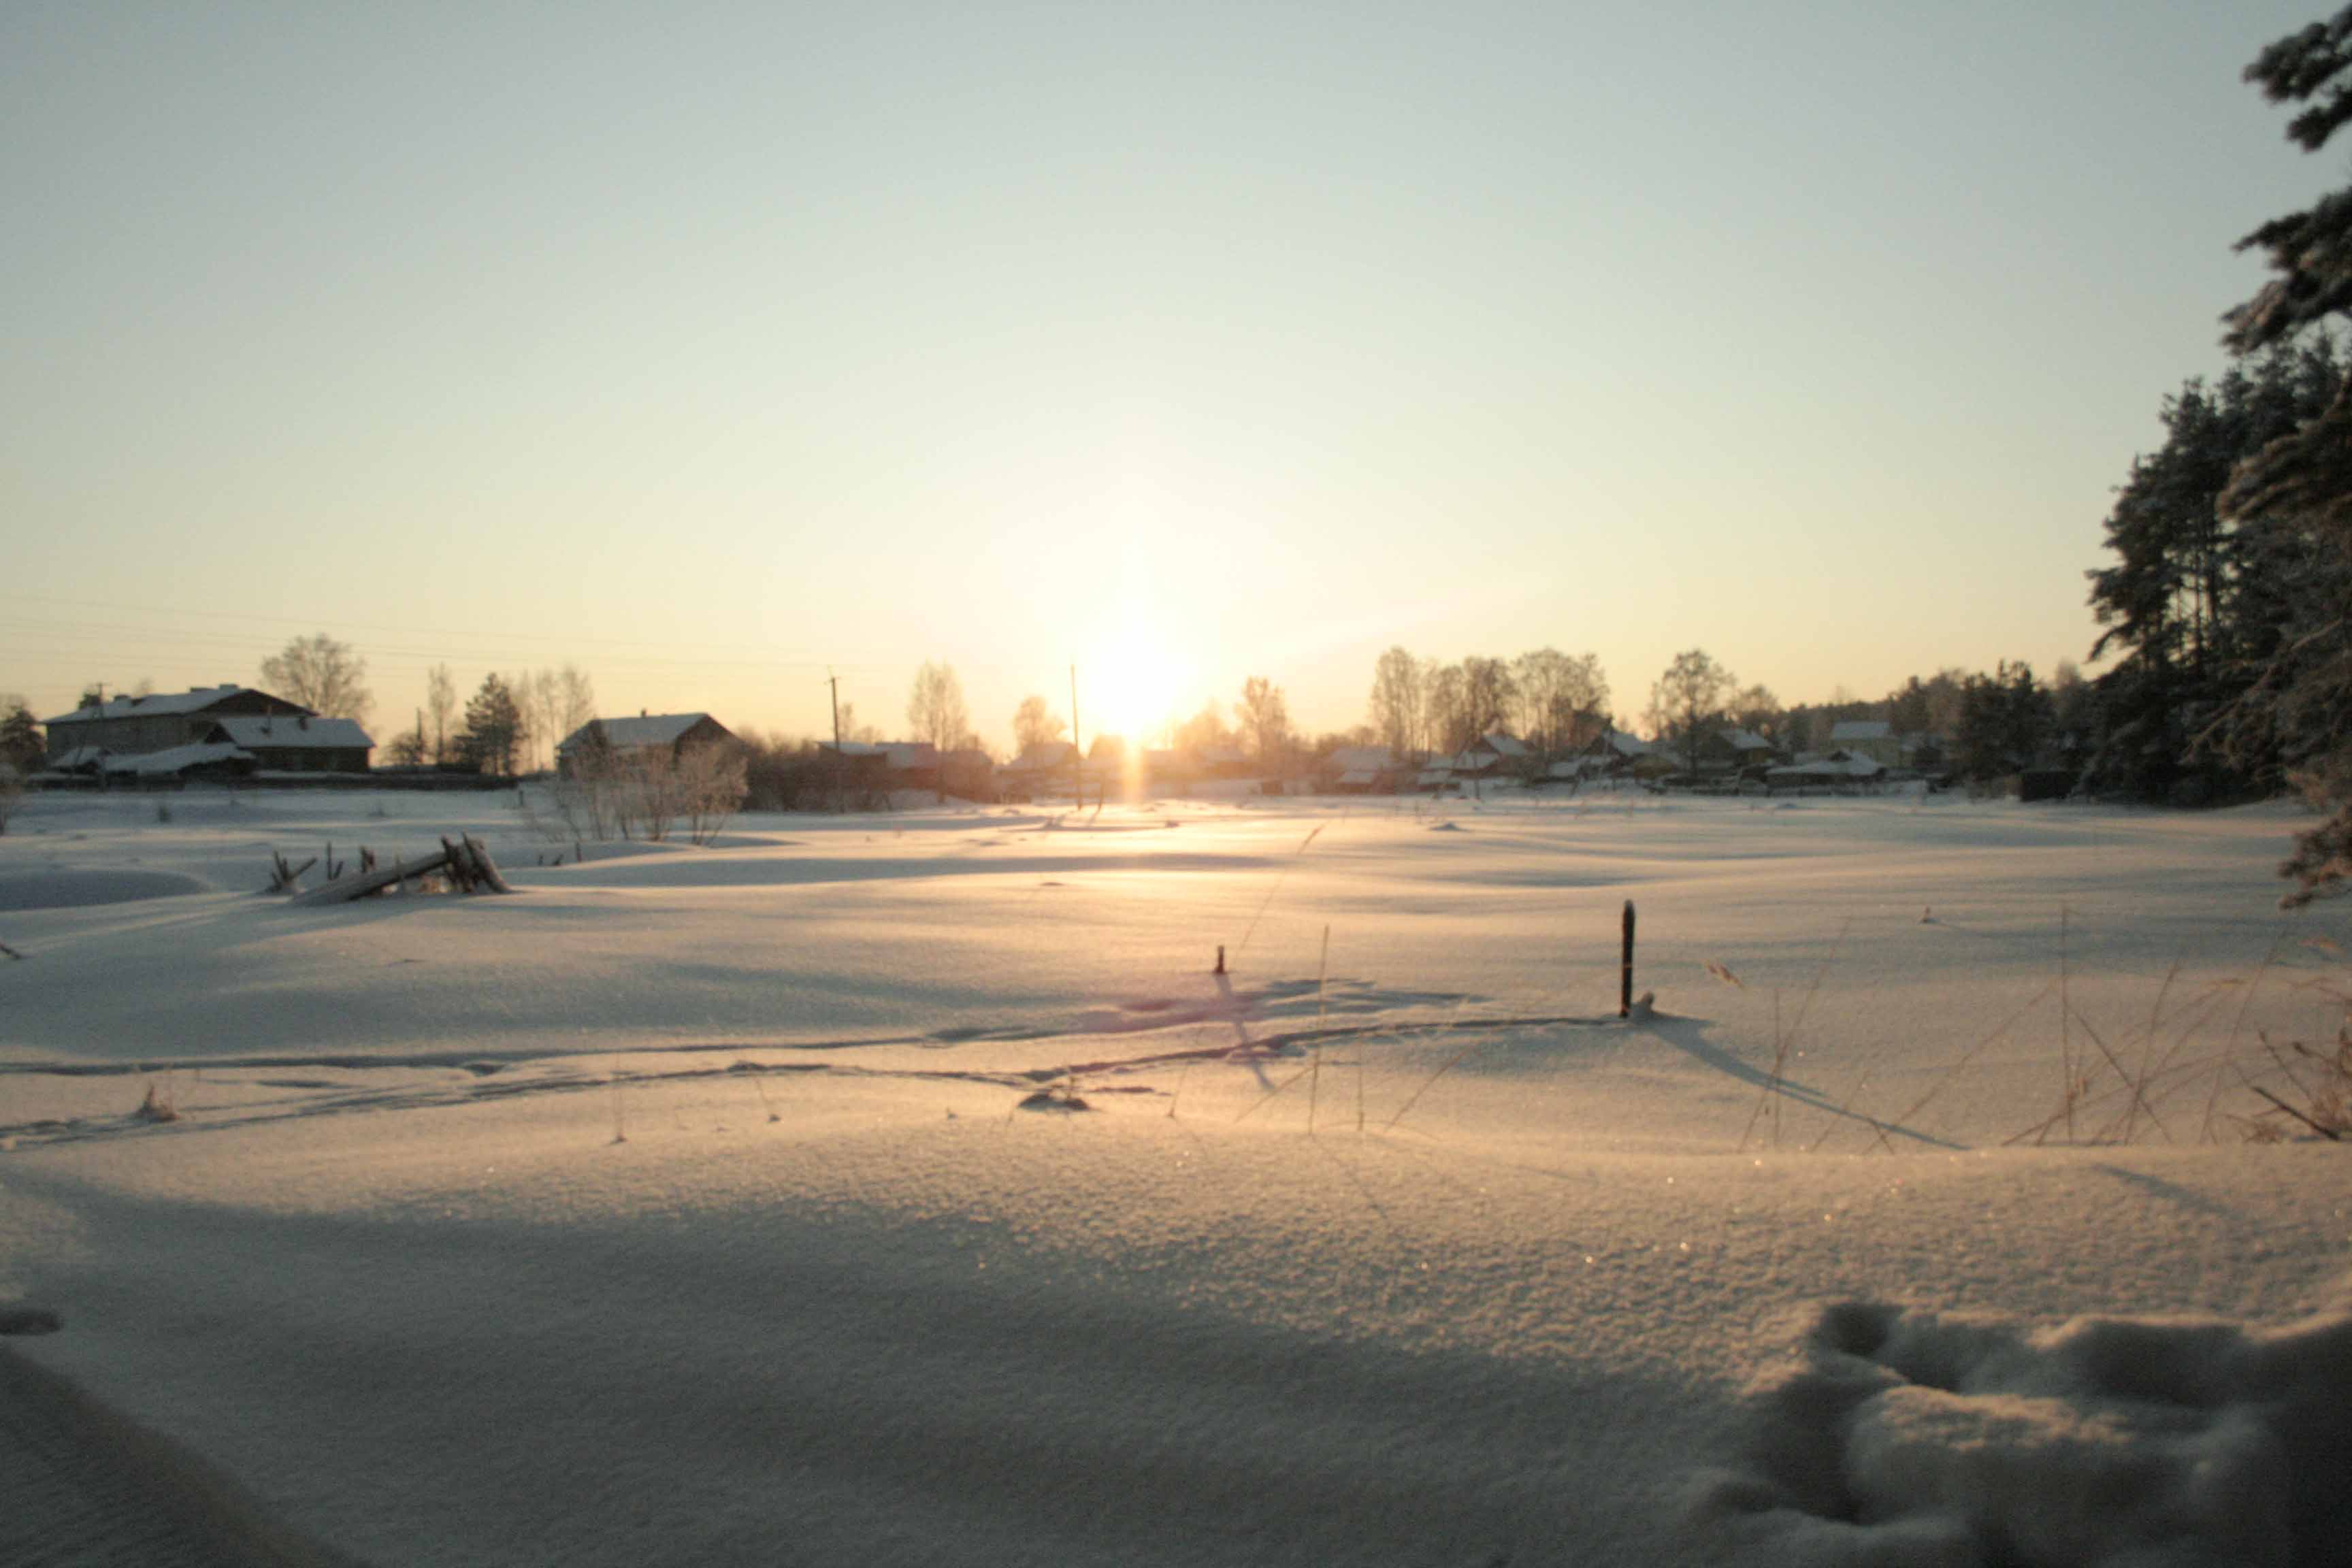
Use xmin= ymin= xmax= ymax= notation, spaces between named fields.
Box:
xmin=1695 ymin=1291 xmax=2352 ymax=1566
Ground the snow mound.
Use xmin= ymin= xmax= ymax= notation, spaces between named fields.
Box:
xmin=1697 ymin=1288 xmax=2352 ymax=1566
xmin=0 ymin=869 xmax=211 ymax=910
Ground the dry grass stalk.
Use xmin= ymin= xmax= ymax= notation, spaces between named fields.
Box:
xmin=2200 ymin=932 xmax=2288 ymax=1142
xmin=1740 ymin=924 xmax=1846 ymax=1152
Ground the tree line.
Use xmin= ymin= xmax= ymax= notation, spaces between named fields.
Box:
xmin=2072 ymin=10 xmax=2352 ymax=903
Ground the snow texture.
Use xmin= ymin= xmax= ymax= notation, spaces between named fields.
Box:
xmin=1700 ymin=1290 xmax=2352 ymax=1565
xmin=0 ymin=786 xmax=2347 ymax=1565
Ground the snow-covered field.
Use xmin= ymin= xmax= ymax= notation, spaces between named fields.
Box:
xmin=2 ymin=785 xmax=2348 ymax=1566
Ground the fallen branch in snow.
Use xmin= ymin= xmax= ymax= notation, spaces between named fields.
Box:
xmin=284 ymin=834 xmax=512 ymax=906
xmin=0 ymin=940 xmax=22 ymax=961
xmin=265 ymin=850 xmax=317 ymax=894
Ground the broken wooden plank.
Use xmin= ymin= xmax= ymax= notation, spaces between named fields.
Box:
xmin=460 ymin=834 xmax=513 ymax=894
xmin=287 ymin=849 xmax=452 ymax=908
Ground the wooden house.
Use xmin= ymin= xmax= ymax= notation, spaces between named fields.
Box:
xmin=556 ymin=713 xmax=735 ymax=778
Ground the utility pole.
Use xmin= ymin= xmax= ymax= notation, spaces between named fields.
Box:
xmin=1069 ymin=664 xmax=1082 ymax=808
xmin=828 ymin=670 xmax=844 ymax=813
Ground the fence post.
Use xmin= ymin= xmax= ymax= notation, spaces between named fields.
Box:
xmin=1620 ymin=900 xmax=1636 ymax=1018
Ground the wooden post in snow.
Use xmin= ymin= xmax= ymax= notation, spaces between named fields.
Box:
xmin=1620 ymin=899 xmax=1636 ymax=1019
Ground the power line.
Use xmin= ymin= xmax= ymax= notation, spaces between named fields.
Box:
xmin=0 ymin=591 xmax=868 ymax=664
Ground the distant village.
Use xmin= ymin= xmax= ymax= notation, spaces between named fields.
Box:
xmin=8 ymin=679 xmax=2039 ymax=805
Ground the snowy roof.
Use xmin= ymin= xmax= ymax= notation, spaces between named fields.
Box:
xmin=47 ymin=685 xmax=254 ymax=725
xmin=1716 ymin=728 xmax=1772 ymax=751
xmin=876 ymin=742 xmax=940 ymax=770
xmin=1336 ymin=769 xmax=1381 ymax=787
xmin=1326 ymin=747 xmax=1394 ymax=772
xmin=102 ymin=742 xmax=252 ymax=776
xmin=1478 ymin=733 xmax=1529 ymax=757
xmin=1831 ymin=721 xmax=1893 ymax=742
xmin=1768 ymin=754 xmax=1884 ymax=779
xmin=1001 ymin=742 xmax=1076 ymax=772
xmin=560 ymin=713 xmax=717 ymax=753
xmin=212 ymin=715 xmax=373 ymax=750
xmin=43 ymin=745 xmax=111 ymax=772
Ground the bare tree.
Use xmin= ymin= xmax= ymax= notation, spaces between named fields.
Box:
xmin=260 ymin=634 xmax=372 ymax=725
xmin=1426 ymin=662 xmax=1471 ymax=755
xmin=1235 ymin=676 xmax=1291 ymax=762
xmin=1172 ymin=702 xmax=1230 ymax=753
xmin=1368 ymin=646 xmax=1426 ymax=757
xmin=425 ymin=664 xmax=457 ymax=766
xmin=1460 ymin=657 xmax=1516 ymax=743
xmin=1013 ymin=694 xmax=1066 ymax=754
xmin=907 ymin=662 xmax=972 ymax=751
xmin=1731 ymin=683 xmax=1783 ymax=745
xmin=1650 ymin=649 xmax=1736 ymax=775
xmin=557 ymin=665 xmax=595 ymax=739
xmin=677 ymin=742 xmax=749 ymax=845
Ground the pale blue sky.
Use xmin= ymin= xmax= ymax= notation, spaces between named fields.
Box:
xmin=3 ymin=3 xmax=2340 ymax=748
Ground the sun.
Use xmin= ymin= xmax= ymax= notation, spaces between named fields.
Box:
xmin=1090 ymin=636 xmax=1183 ymax=747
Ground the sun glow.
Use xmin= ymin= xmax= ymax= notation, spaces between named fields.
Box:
xmin=1090 ymin=636 xmax=1183 ymax=748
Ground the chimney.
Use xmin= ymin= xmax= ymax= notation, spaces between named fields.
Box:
xmin=640 ymin=708 xmax=648 ymax=718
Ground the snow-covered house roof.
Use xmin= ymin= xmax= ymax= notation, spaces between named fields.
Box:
xmin=1831 ymin=720 xmax=1893 ymax=744
xmin=875 ymin=742 xmax=940 ymax=771
xmin=211 ymin=715 xmax=372 ymax=751
xmin=1767 ymin=751 xmax=1884 ymax=781
xmin=1579 ymin=729 xmax=1650 ymax=758
xmin=1477 ymin=733 xmax=1530 ymax=758
xmin=559 ymin=713 xmax=721 ymax=753
xmin=1001 ymin=742 xmax=1076 ymax=772
xmin=1326 ymin=747 xmax=1396 ymax=773
xmin=45 ymin=685 xmax=251 ymax=725
xmin=1716 ymin=728 xmax=1773 ymax=752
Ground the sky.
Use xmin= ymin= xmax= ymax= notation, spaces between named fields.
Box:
xmin=4 ymin=1 xmax=2345 ymax=753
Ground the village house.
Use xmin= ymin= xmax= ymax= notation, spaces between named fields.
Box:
xmin=1828 ymin=720 xmax=1906 ymax=768
xmin=1694 ymin=727 xmax=1778 ymax=774
xmin=1318 ymin=745 xmax=1407 ymax=793
xmin=1565 ymin=728 xmax=1654 ymax=778
xmin=555 ymin=713 xmax=735 ymax=778
xmin=994 ymin=740 xmax=1078 ymax=800
xmin=43 ymin=685 xmax=374 ymax=777
xmin=1766 ymin=749 xmax=1889 ymax=791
